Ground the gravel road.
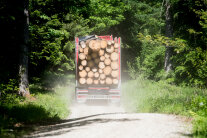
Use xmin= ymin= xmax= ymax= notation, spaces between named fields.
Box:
xmin=27 ymin=102 xmax=192 ymax=138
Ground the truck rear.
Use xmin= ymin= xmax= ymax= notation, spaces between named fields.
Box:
xmin=75 ymin=35 xmax=121 ymax=103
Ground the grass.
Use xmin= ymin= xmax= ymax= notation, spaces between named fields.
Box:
xmin=0 ymin=75 xmax=75 ymax=137
xmin=122 ymin=77 xmax=207 ymax=137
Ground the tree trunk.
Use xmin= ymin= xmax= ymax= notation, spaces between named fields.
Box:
xmin=19 ymin=0 xmax=30 ymax=96
xmin=164 ymin=0 xmax=173 ymax=73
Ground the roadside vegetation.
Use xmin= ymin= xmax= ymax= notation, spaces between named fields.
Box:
xmin=0 ymin=75 xmax=74 ymax=137
xmin=122 ymin=78 xmax=207 ymax=137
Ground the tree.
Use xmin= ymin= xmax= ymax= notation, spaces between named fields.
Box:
xmin=19 ymin=0 xmax=30 ymax=96
xmin=164 ymin=0 xmax=173 ymax=72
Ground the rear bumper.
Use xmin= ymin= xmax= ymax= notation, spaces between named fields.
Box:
xmin=75 ymin=87 xmax=121 ymax=102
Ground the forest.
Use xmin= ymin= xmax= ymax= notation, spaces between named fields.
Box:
xmin=0 ymin=0 xmax=207 ymax=137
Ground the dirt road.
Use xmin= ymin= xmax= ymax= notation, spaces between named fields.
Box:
xmin=27 ymin=102 xmax=192 ymax=138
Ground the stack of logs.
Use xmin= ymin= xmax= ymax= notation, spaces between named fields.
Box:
xmin=78 ymin=38 xmax=119 ymax=85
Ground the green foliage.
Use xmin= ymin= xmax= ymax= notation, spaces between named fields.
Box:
xmin=122 ymin=78 xmax=207 ymax=137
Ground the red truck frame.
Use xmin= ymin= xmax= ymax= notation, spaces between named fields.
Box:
xmin=75 ymin=35 xmax=121 ymax=103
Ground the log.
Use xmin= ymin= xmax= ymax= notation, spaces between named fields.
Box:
xmin=89 ymin=40 xmax=101 ymax=51
xmin=79 ymin=53 xmax=86 ymax=60
xmin=79 ymin=47 xmax=84 ymax=53
xmin=86 ymin=78 xmax=93 ymax=85
xmin=107 ymin=40 xmax=112 ymax=46
xmin=114 ymin=43 xmax=119 ymax=48
xmin=89 ymin=40 xmax=96 ymax=50
xmin=87 ymin=55 xmax=92 ymax=60
xmin=106 ymin=77 xmax=112 ymax=85
xmin=103 ymin=66 xmax=112 ymax=75
xmin=88 ymin=71 xmax=94 ymax=78
xmin=111 ymin=40 xmax=115 ymax=45
xmin=84 ymin=47 xmax=89 ymax=55
xmin=111 ymin=52 xmax=118 ymax=61
xmin=94 ymin=79 xmax=99 ymax=85
xmin=114 ymin=48 xmax=118 ymax=53
xmin=79 ymin=78 xmax=86 ymax=84
xmin=80 ymin=41 xmax=86 ymax=48
xmin=113 ymin=79 xmax=118 ymax=84
xmin=104 ymin=58 xmax=111 ymax=65
xmin=94 ymin=58 xmax=100 ymax=64
xmin=100 ymin=56 xmax=105 ymax=61
xmin=106 ymin=45 xmax=114 ymax=53
xmin=94 ymin=72 xmax=99 ymax=78
xmin=92 ymin=67 xmax=98 ymax=72
xmin=100 ymin=80 xmax=105 ymax=84
xmin=91 ymin=52 xmax=98 ymax=59
xmin=100 ymin=74 xmax=106 ymax=79
xmin=88 ymin=60 xmax=95 ymax=68
xmin=85 ymin=67 xmax=90 ymax=72
xmin=93 ymin=40 xmax=101 ymax=51
xmin=99 ymin=62 xmax=105 ymax=69
xmin=79 ymin=65 xmax=83 ymax=71
xmin=99 ymin=49 xmax=104 ymax=56
xmin=111 ymin=70 xmax=119 ymax=78
xmin=104 ymin=53 xmax=110 ymax=59
xmin=100 ymin=40 xmax=107 ymax=49
xmin=111 ymin=62 xmax=119 ymax=70
xmin=81 ymin=60 xmax=87 ymax=66
xmin=79 ymin=70 xmax=87 ymax=78
xmin=99 ymin=69 xmax=103 ymax=74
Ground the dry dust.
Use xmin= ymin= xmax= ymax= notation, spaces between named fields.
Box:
xmin=26 ymin=101 xmax=192 ymax=138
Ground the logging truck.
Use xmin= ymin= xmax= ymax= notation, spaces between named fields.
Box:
xmin=75 ymin=35 xmax=121 ymax=103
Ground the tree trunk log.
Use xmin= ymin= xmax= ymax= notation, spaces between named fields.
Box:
xmin=19 ymin=0 xmax=30 ymax=96
xmin=106 ymin=45 xmax=114 ymax=53
xmin=111 ymin=62 xmax=119 ymax=70
xmin=111 ymin=70 xmax=119 ymax=78
xmin=99 ymin=62 xmax=105 ymax=69
xmin=103 ymin=66 xmax=112 ymax=75
xmin=79 ymin=53 xmax=86 ymax=60
xmin=88 ymin=71 xmax=94 ymax=78
xmin=100 ymin=40 xmax=107 ymax=49
xmin=81 ymin=60 xmax=87 ymax=66
xmin=111 ymin=52 xmax=118 ymax=61
xmin=79 ymin=70 xmax=87 ymax=78
xmin=104 ymin=58 xmax=111 ymax=65
xmin=79 ymin=65 xmax=83 ymax=71
xmin=113 ymin=79 xmax=118 ymax=84
xmin=87 ymin=78 xmax=93 ymax=84
xmin=79 ymin=78 xmax=86 ymax=84
xmin=106 ymin=77 xmax=112 ymax=84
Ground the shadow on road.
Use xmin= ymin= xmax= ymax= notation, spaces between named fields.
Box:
xmin=24 ymin=112 xmax=140 ymax=138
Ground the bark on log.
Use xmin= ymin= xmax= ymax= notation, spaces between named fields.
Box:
xmin=88 ymin=71 xmax=94 ymax=78
xmin=91 ymin=52 xmax=98 ymax=59
xmin=93 ymin=40 xmax=101 ymax=51
xmin=87 ymin=78 xmax=93 ymax=84
xmin=99 ymin=62 xmax=105 ymax=69
xmin=79 ymin=53 xmax=86 ymax=60
xmin=111 ymin=62 xmax=119 ymax=70
xmin=103 ymin=66 xmax=112 ymax=75
xmin=113 ymin=79 xmax=118 ymax=84
xmin=94 ymin=72 xmax=99 ymax=78
xmin=106 ymin=45 xmax=114 ymax=53
xmin=79 ymin=78 xmax=86 ymax=84
xmin=81 ymin=60 xmax=87 ymax=66
xmin=111 ymin=52 xmax=118 ymax=61
xmin=79 ymin=65 xmax=83 ymax=71
xmin=100 ymin=74 xmax=106 ymax=79
xmin=94 ymin=58 xmax=100 ymax=64
xmin=87 ymin=55 xmax=92 ymax=60
xmin=106 ymin=77 xmax=112 ymax=85
xmin=100 ymin=56 xmax=105 ymax=61
xmin=79 ymin=70 xmax=87 ymax=78
xmin=88 ymin=60 xmax=94 ymax=68
xmin=104 ymin=58 xmax=111 ymax=65
xmin=100 ymin=40 xmax=107 ymax=49
xmin=80 ymin=41 xmax=86 ymax=48
xmin=111 ymin=70 xmax=119 ymax=78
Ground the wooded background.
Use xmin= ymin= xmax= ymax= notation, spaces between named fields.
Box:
xmin=0 ymin=0 xmax=207 ymax=95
